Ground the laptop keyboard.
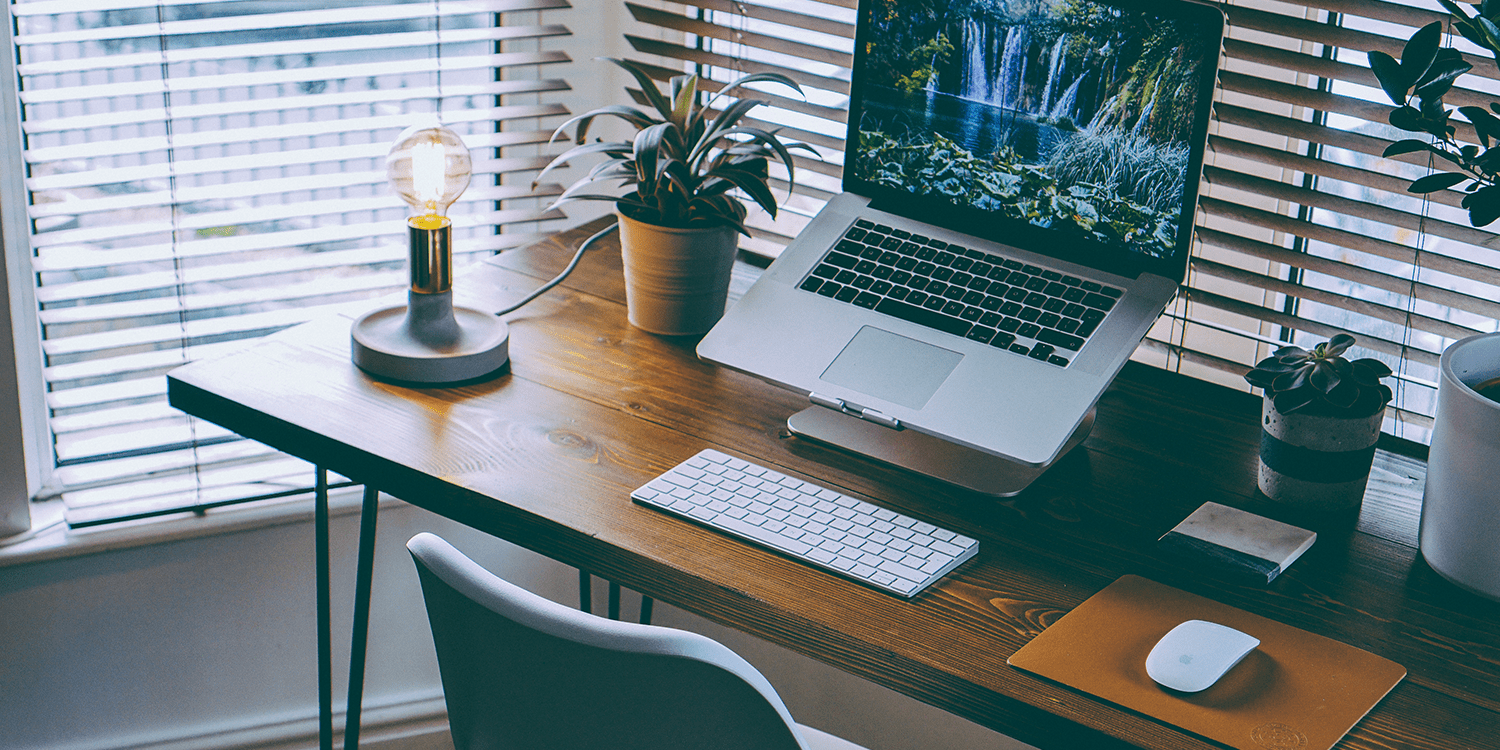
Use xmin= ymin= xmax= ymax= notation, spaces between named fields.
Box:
xmin=797 ymin=219 xmax=1122 ymax=368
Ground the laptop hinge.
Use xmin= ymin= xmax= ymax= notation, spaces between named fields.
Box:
xmin=808 ymin=392 xmax=902 ymax=431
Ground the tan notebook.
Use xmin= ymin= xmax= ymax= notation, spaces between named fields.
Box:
xmin=1007 ymin=575 xmax=1405 ymax=750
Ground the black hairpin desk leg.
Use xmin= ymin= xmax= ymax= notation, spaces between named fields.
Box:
xmin=314 ymin=468 xmax=333 ymax=750
xmin=344 ymin=485 xmax=380 ymax=750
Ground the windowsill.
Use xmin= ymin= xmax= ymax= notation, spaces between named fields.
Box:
xmin=0 ymin=485 xmax=397 ymax=570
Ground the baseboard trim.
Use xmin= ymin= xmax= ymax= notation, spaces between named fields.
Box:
xmin=63 ymin=694 xmax=450 ymax=750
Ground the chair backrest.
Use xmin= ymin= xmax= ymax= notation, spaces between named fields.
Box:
xmin=407 ymin=532 xmax=811 ymax=750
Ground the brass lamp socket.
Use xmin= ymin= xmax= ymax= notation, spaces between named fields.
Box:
xmin=408 ymin=215 xmax=452 ymax=294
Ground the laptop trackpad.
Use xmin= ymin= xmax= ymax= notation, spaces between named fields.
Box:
xmin=820 ymin=326 xmax=962 ymax=410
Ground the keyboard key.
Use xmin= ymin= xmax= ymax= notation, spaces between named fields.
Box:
xmin=875 ymin=298 xmax=971 ymax=337
xmin=1029 ymin=343 xmax=1055 ymax=361
xmin=854 ymin=292 xmax=880 ymax=309
xmin=800 ymin=278 xmax=822 ymax=293
xmin=817 ymin=283 xmax=840 ymax=298
xmin=835 ymin=287 xmax=859 ymax=302
xmin=1102 ymin=286 xmax=1123 ymax=298
xmin=1017 ymin=322 xmax=1041 ymax=338
xmin=1049 ymin=355 xmax=1070 ymax=367
xmin=966 ymin=326 xmax=997 ymax=344
xmin=1037 ymin=328 xmax=1084 ymax=351
xmin=826 ymin=251 xmax=858 ymax=269
xmin=1083 ymin=292 xmax=1116 ymax=311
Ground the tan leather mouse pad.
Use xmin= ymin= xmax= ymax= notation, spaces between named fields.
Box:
xmin=1007 ymin=575 xmax=1405 ymax=750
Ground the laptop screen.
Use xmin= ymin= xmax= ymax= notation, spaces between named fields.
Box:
xmin=845 ymin=0 xmax=1222 ymax=280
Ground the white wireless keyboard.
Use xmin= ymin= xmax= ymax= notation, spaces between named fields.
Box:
xmin=630 ymin=449 xmax=978 ymax=598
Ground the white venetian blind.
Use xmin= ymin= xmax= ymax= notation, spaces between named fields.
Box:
xmin=10 ymin=0 xmax=571 ymax=526
xmin=622 ymin=0 xmax=1500 ymax=445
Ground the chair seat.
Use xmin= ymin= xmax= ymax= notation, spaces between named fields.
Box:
xmin=407 ymin=532 xmax=870 ymax=750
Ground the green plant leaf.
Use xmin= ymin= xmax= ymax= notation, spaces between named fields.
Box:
xmin=1441 ymin=0 xmax=1475 ymax=21
xmin=1409 ymin=171 xmax=1469 ymax=193
xmin=1325 ymin=333 xmax=1356 ymax=354
xmin=669 ymin=74 xmax=697 ymax=129
xmin=1369 ymin=50 xmax=1409 ymax=104
xmin=1273 ymin=388 xmax=1318 ymax=414
xmin=1480 ymin=16 xmax=1500 ymax=55
xmin=1389 ymin=105 xmax=1432 ymax=134
xmin=1463 ymin=105 xmax=1500 ymax=147
xmin=1309 ymin=360 xmax=1341 ymax=394
xmin=1402 ymin=22 xmax=1444 ymax=85
xmin=603 ymin=57 xmax=675 ymax=122
xmin=1414 ymin=54 xmax=1473 ymax=104
xmin=1463 ymin=184 xmax=1500 ymax=225
xmin=1382 ymin=138 xmax=1435 ymax=158
xmin=550 ymin=105 xmax=659 ymax=147
xmin=707 ymin=163 xmax=779 ymax=217
xmin=533 ymin=140 xmax=634 ymax=187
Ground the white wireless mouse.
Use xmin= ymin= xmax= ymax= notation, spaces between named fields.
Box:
xmin=1145 ymin=619 xmax=1260 ymax=693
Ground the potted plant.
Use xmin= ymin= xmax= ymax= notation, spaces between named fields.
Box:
xmin=1369 ymin=6 xmax=1500 ymax=598
xmin=535 ymin=58 xmax=815 ymax=335
xmin=1367 ymin=5 xmax=1500 ymax=226
xmin=1244 ymin=334 xmax=1393 ymax=511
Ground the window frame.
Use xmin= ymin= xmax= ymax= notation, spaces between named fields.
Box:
xmin=1 ymin=0 xmax=53 ymax=520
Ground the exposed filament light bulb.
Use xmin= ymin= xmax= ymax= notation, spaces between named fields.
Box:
xmin=387 ymin=123 xmax=472 ymax=225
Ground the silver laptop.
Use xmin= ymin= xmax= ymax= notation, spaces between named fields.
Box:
xmin=699 ymin=0 xmax=1223 ymax=494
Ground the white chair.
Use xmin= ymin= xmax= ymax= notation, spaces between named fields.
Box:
xmin=407 ymin=532 xmax=869 ymax=750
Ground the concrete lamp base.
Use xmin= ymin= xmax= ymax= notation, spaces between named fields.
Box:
xmin=351 ymin=290 xmax=509 ymax=385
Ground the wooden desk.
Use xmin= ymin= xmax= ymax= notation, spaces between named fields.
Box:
xmin=168 ymin=219 xmax=1499 ymax=750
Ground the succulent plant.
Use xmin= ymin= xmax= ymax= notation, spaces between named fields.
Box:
xmin=534 ymin=58 xmax=816 ymax=236
xmin=1245 ymin=334 xmax=1394 ymax=416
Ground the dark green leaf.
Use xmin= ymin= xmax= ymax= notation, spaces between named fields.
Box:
xmin=1389 ymin=106 xmax=1431 ymax=134
xmin=1441 ymin=0 xmax=1475 ymax=21
xmin=1368 ymin=51 xmax=1409 ymax=104
xmin=1402 ymin=22 xmax=1444 ymax=85
xmin=1481 ymin=17 xmax=1500 ymax=55
xmin=1409 ymin=172 xmax=1469 ymax=193
xmin=1325 ymin=333 xmax=1356 ymax=356
xmin=604 ymin=58 xmax=675 ymax=122
xmin=1463 ymin=105 xmax=1500 ymax=147
xmin=1414 ymin=56 xmax=1472 ymax=104
xmin=1383 ymin=138 xmax=1435 ymax=158
xmin=1273 ymin=388 xmax=1317 ymax=414
xmin=1465 ymin=185 xmax=1500 ymax=226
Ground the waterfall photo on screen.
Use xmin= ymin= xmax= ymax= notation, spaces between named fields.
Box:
xmin=851 ymin=0 xmax=1210 ymax=259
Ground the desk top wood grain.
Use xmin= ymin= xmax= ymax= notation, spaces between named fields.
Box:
xmin=168 ymin=219 xmax=1500 ymax=750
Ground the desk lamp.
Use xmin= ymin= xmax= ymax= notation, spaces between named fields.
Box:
xmin=351 ymin=124 xmax=510 ymax=383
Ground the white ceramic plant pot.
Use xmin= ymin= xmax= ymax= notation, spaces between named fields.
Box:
xmin=1258 ymin=396 xmax=1384 ymax=512
xmin=1422 ymin=332 xmax=1500 ymax=601
xmin=616 ymin=210 xmax=739 ymax=336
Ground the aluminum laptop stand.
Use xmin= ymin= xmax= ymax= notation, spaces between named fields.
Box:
xmin=785 ymin=406 xmax=1095 ymax=497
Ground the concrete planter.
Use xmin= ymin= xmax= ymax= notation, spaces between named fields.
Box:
xmin=1258 ymin=396 xmax=1384 ymax=512
xmin=616 ymin=210 xmax=739 ymax=335
xmin=1422 ymin=332 xmax=1500 ymax=601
